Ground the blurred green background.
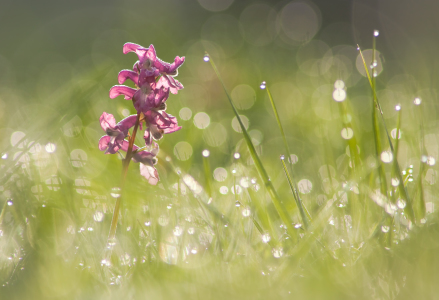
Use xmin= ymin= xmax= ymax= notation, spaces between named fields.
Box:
xmin=2 ymin=0 xmax=439 ymax=299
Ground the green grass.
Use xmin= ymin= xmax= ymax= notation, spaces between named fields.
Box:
xmin=0 ymin=34 xmax=438 ymax=300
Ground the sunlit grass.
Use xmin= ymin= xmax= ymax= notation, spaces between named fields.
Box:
xmin=1 ymin=30 xmax=439 ymax=300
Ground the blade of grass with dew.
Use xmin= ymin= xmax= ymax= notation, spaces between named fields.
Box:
xmin=358 ymin=45 xmax=415 ymax=222
xmin=206 ymin=53 xmax=296 ymax=238
xmin=281 ymin=158 xmax=309 ymax=228
xmin=265 ymin=85 xmax=310 ymax=229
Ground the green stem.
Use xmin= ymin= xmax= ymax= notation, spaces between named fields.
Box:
xmin=108 ymin=111 xmax=141 ymax=241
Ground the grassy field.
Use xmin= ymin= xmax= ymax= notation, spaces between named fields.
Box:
xmin=1 ymin=1 xmax=439 ymax=299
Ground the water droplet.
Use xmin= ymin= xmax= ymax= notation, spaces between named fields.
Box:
xmin=232 ymin=169 xmax=237 ymax=174
xmin=397 ymin=199 xmax=406 ymax=209
xmin=391 ymin=178 xmax=400 ymax=187
xmin=87 ymin=227 xmax=93 ymax=231
xmin=203 ymin=54 xmax=210 ymax=62
xmin=380 ymin=151 xmax=393 ymax=163
xmin=356 ymin=46 xmax=360 ymax=51
xmin=374 ymin=30 xmax=379 ymax=37
xmin=280 ymin=154 xmax=285 ymax=160
xmin=242 ymin=207 xmax=251 ymax=217
xmin=191 ymin=248 xmax=198 ymax=254
xmin=173 ymin=226 xmax=183 ymax=236
xmin=144 ymin=221 xmax=151 ymax=226
xmin=334 ymin=80 xmax=345 ymax=89
xmin=93 ymin=211 xmax=104 ymax=222
xmin=421 ymin=155 xmax=428 ymax=163
xmin=251 ymin=178 xmax=256 ymax=184
xmin=294 ymin=223 xmax=302 ymax=229
xmin=372 ymin=60 xmax=378 ymax=67
xmin=260 ymin=81 xmax=266 ymax=89
xmin=1 ymin=153 xmax=7 ymax=159
xmin=45 ymin=143 xmax=56 ymax=153
xmin=333 ymin=89 xmax=346 ymax=102
xmin=272 ymin=247 xmax=283 ymax=258
xmin=233 ymin=152 xmax=240 ymax=159
xmin=373 ymin=70 xmax=378 ymax=77
xmin=167 ymin=204 xmax=172 ymax=210
xmin=395 ymin=104 xmax=401 ymax=111
xmin=381 ymin=225 xmax=390 ymax=233
xmin=235 ymin=200 xmax=241 ymax=207
xmin=187 ymin=227 xmax=195 ymax=235
xmin=341 ymin=127 xmax=354 ymax=139
xmin=202 ymin=149 xmax=210 ymax=157
xmin=110 ymin=187 xmax=121 ymax=198
xmin=165 ymin=156 xmax=171 ymax=162
xmin=414 ymin=97 xmax=422 ymax=105
xmin=261 ymin=233 xmax=271 ymax=243
xmin=427 ymin=156 xmax=436 ymax=166
xmin=219 ymin=186 xmax=228 ymax=194
xmin=7 ymin=200 xmax=13 ymax=206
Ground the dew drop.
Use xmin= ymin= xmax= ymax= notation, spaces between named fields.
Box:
xmin=235 ymin=200 xmax=241 ymax=207
xmin=374 ymin=30 xmax=379 ymax=37
xmin=294 ymin=223 xmax=302 ymax=229
xmin=232 ymin=169 xmax=236 ymax=174
xmin=380 ymin=151 xmax=393 ymax=163
xmin=333 ymin=89 xmax=346 ymax=102
xmin=395 ymin=104 xmax=401 ymax=111
xmin=261 ymin=233 xmax=271 ymax=243
xmin=381 ymin=225 xmax=390 ymax=233
xmin=242 ymin=207 xmax=251 ymax=217
xmin=203 ymin=54 xmax=210 ymax=62
xmin=272 ymin=247 xmax=283 ymax=258
xmin=202 ymin=149 xmax=210 ymax=157
xmin=93 ymin=211 xmax=104 ymax=222
xmin=397 ymin=199 xmax=406 ymax=209
xmin=334 ymin=80 xmax=345 ymax=89
xmin=260 ymin=81 xmax=266 ymax=90
xmin=1 ymin=153 xmax=8 ymax=159
xmin=280 ymin=154 xmax=285 ymax=160
xmin=173 ymin=226 xmax=183 ymax=236
xmin=234 ymin=152 xmax=240 ymax=159
xmin=427 ymin=156 xmax=436 ymax=166
xmin=144 ymin=221 xmax=151 ymax=226
xmin=341 ymin=128 xmax=354 ymax=139
xmin=110 ymin=187 xmax=121 ymax=198
xmin=187 ymin=227 xmax=195 ymax=235
xmin=7 ymin=200 xmax=13 ymax=206
xmin=45 ymin=143 xmax=56 ymax=153
xmin=414 ymin=97 xmax=422 ymax=105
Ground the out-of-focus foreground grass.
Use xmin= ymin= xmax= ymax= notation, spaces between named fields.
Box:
xmin=2 ymin=0 xmax=439 ymax=299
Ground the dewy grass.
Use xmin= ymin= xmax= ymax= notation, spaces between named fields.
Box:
xmin=206 ymin=53 xmax=296 ymax=239
xmin=264 ymin=85 xmax=310 ymax=229
xmin=2 ymin=32 xmax=439 ymax=299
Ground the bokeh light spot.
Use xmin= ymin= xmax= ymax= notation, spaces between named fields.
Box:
xmin=194 ymin=112 xmax=210 ymax=129
xmin=174 ymin=142 xmax=193 ymax=161
xmin=213 ymin=167 xmax=228 ymax=182
xmin=281 ymin=2 xmax=320 ymax=42
xmin=231 ymin=115 xmax=249 ymax=133
xmin=197 ymin=0 xmax=234 ymax=12
xmin=179 ymin=107 xmax=192 ymax=120
xmin=231 ymin=84 xmax=255 ymax=110
xmin=298 ymin=179 xmax=312 ymax=194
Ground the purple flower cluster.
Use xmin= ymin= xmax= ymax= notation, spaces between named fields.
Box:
xmin=99 ymin=43 xmax=184 ymax=185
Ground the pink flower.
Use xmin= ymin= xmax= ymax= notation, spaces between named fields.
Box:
xmin=98 ymin=112 xmax=137 ymax=154
xmin=143 ymin=110 xmax=181 ymax=146
xmin=132 ymin=142 xmax=160 ymax=185
xmin=123 ymin=43 xmax=185 ymax=94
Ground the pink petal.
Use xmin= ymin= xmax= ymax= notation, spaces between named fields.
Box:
xmin=117 ymin=115 xmax=137 ymax=132
xmin=109 ymin=85 xmax=137 ymax=100
xmin=140 ymin=163 xmax=159 ymax=185
xmin=133 ymin=89 xmax=155 ymax=113
xmin=99 ymin=112 xmax=116 ymax=131
xmin=118 ymin=70 xmax=139 ymax=85
xmin=123 ymin=43 xmax=148 ymax=55
xmin=144 ymin=128 xmax=152 ymax=147
xmin=98 ymin=136 xmax=111 ymax=151
xmin=154 ymin=56 xmax=185 ymax=76
xmin=161 ymin=76 xmax=184 ymax=94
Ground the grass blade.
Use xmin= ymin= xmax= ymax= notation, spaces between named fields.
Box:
xmin=206 ymin=54 xmax=296 ymax=237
